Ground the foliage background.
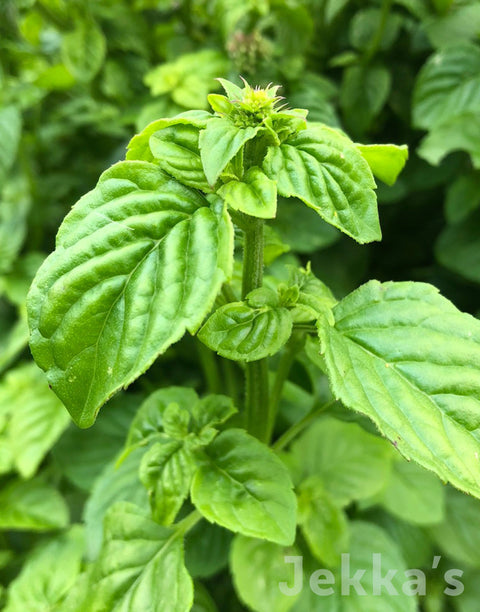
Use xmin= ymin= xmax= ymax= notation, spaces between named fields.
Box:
xmin=1 ymin=0 xmax=480 ymax=610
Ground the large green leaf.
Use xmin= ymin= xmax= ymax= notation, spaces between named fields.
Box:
xmin=413 ymin=44 xmax=480 ymax=130
xmin=199 ymin=117 xmax=259 ymax=185
xmin=0 ymin=478 xmax=69 ymax=531
xmin=4 ymin=527 xmax=84 ymax=612
xmin=289 ymin=418 xmax=392 ymax=505
xmin=0 ymin=106 xmax=22 ymax=184
xmin=185 ymin=522 xmax=232 ymax=579
xmin=28 ymin=161 xmax=233 ymax=427
xmin=0 ymin=363 xmax=70 ymax=478
xmin=75 ymin=502 xmax=193 ymax=612
xmin=317 ymin=280 xmax=480 ymax=498
xmin=262 ymin=124 xmax=380 ymax=243
xmin=191 ymin=429 xmax=297 ymax=545
xmin=230 ymin=536 xmax=301 ymax=612
xmin=198 ymin=301 xmax=293 ymax=361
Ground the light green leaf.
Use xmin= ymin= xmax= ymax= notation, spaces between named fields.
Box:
xmin=230 ymin=536 xmax=301 ymax=612
xmin=413 ymin=44 xmax=480 ymax=130
xmin=436 ymin=209 xmax=480 ymax=283
xmin=424 ymin=3 xmax=480 ymax=49
xmin=374 ymin=458 xmax=445 ymax=526
xmin=298 ymin=479 xmax=349 ymax=568
xmin=0 ymin=106 xmax=22 ymax=183
xmin=0 ymin=363 xmax=70 ymax=478
xmin=417 ymin=112 xmax=480 ymax=168
xmin=0 ymin=478 xmax=69 ymax=531
xmin=4 ymin=526 xmax=84 ymax=612
xmin=0 ymin=177 xmax=31 ymax=275
xmin=84 ymin=449 xmax=148 ymax=560
xmin=192 ymin=394 xmax=236 ymax=430
xmin=127 ymin=111 xmax=211 ymax=163
xmin=199 ymin=117 xmax=259 ymax=185
xmin=356 ymin=144 xmax=408 ymax=186
xmin=0 ymin=311 xmax=29 ymax=375
xmin=140 ymin=439 xmax=195 ymax=525
xmin=218 ymin=167 xmax=277 ymax=218
xmin=263 ymin=124 xmax=380 ymax=243
xmin=191 ymin=429 xmax=297 ymax=545
xmin=28 ymin=161 xmax=233 ymax=427
xmin=79 ymin=502 xmax=193 ymax=612
xmin=289 ymin=417 xmax=392 ymax=506
xmin=198 ymin=301 xmax=293 ymax=361
xmin=149 ymin=123 xmax=210 ymax=190
xmin=317 ymin=280 xmax=480 ymax=499
xmin=62 ymin=20 xmax=106 ymax=82
xmin=430 ymin=488 xmax=480 ymax=568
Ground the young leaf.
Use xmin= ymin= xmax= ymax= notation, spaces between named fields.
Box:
xmin=263 ymin=124 xmax=380 ymax=243
xmin=28 ymin=161 xmax=233 ymax=427
xmin=297 ymin=479 xmax=350 ymax=568
xmin=413 ymin=43 xmax=480 ymax=130
xmin=198 ymin=301 xmax=293 ymax=361
xmin=140 ymin=439 xmax=195 ymax=525
xmin=199 ymin=117 xmax=260 ymax=185
xmin=3 ymin=527 xmax=84 ymax=612
xmin=289 ymin=418 xmax=392 ymax=506
xmin=149 ymin=124 xmax=210 ymax=191
xmin=0 ymin=478 xmax=69 ymax=531
xmin=317 ymin=280 xmax=480 ymax=499
xmin=230 ymin=536 xmax=301 ymax=612
xmin=191 ymin=429 xmax=297 ymax=545
xmin=356 ymin=144 xmax=408 ymax=186
xmin=218 ymin=167 xmax=277 ymax=218
xmin=126 ymin=111 xmax=212 ymax=163
xmin=79 ymin=502 xmax=193 ymax=612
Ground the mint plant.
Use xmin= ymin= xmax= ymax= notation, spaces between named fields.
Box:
xmin=23 ymin=77 xmax=480 ymax=611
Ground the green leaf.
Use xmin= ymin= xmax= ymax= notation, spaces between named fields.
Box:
xmin=356 ymin=144 xmax=408 ymax=186
xmin=350 ymin=8 xmax=402 ymax=52
xmin=436 ymin=209 xmax=480 ymax=283
xmin=424 ymin=3 xmax=480 ymax=49
xmin=140 ymin=439 xmax=195 ymax=525
xmin=127 ymin=111 xmax=211 ymax=163
xmin=317 ymin=280 xmax=480 ymax=499
xmin=0 ymin=363 xmax=70 ymax=478
xmin=289 ymin=417 xmax=392 ymax=506
xmin=0 ymin=177 xmax=31 ymax=275
xmin=198 ymin=301 xmax=293 ymax=361
xmin=185 ymin=522 xmax=232 ymax=578
xmin=192 ymin=583 xmax=219 ymax=612
xmin=84 ymin=449 xmax=148 ymax=560
xmin=297 ymin=479 xmax=349 ymax=567
xmin=0 ymin=478 xmax=69 ymax=531
xmin=430 ymin=488 xmax=480 ymax=568
xmin=218 ymin=167 xmax=277 ymax=218
xmin=413 ymin=44 xmax=480 ymax=130
xmin=199 ymin=118 xmax=259 ymax=185
xmin=340 ymin=64 xmax=391 ymax=135
xmin=0 ymin=106 xmax=22 ymax=183
xmin=28 ymin=161 xmax=233 ymax=427
xmin=263 ymin=124 xmax=380 ymax=243
xmin=417 ymin=112 xmax=480 ymax=168
xmin=0 ymin=311 xmax=29 ymax=376
xmin=230 ymin=536 xmax=301 ymax=612
xmin=191 ymin=429 xmax=297 ymax=545
xmin=374 ymin=458 xmax=445 ymax=526
xmin=4 ymin=527 xmax=84 ymax=612
xmin=78 ymin=502 xmax=193 ymax=612
xmin=192 ymin=394 xmax=236 ymax=430
xmin=61 ymin=20 xmax=106 ymax=82
xmin=149 ymin=123 xmax=210 ymax=191
xmin=445 ymin=171 xmax=480 ymax=224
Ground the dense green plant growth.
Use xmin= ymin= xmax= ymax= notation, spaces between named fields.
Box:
xmin=2 ymin=1 xmax=480 ymax=611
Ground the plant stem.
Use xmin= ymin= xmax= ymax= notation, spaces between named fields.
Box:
xmin=268 ymin=332 xmax=304 ymax=438
xmin=272 ymin=398 xmax=337 ymax=452
xmin=363 ymin=0 xmax=393 ymax=64
xmin=242 ymin=216 xmax=271 ymax=442
xmin=176 ymin=509 xmax=202 ymax=536
xmin=197 ymin=343 xmax=221 ymax=394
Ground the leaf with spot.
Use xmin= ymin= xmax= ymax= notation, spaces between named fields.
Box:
xmin=27 ymin=161 xmax=233 ymax=427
